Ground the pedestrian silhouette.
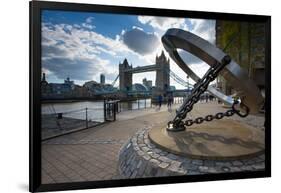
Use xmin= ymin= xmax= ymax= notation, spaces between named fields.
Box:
xmin=167 ymin=92 xmax=173 ymax=111
xmin=157 ymin=94 xmax=163 ymax=110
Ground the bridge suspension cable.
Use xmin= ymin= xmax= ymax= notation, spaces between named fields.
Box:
xmin=164 ymin=68 xmax=193 ymax=88
xmin=111 ymin=74 xmax=119 ymax=87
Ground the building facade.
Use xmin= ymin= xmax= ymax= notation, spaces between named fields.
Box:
xmin=142 ymin=78 xmax=152 ymax=90
xmin=216 ymin=21 xmax=266 ymax=96
xmin=100 ymin=74 xmax=105 ymax=84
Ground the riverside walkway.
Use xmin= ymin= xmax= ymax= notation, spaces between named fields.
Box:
xmin=42 ymin=102 xmax=265 ymax=184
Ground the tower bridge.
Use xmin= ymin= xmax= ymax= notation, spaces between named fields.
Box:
xmin=100 ymin=50 xmax=193 ymax=99
xmin=119 ymin=51 xmax=170 ymax=99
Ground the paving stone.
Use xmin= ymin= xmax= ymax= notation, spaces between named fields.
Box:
xmin=215 ymin=161 xmax=232 ymax=167
xmin=144 ymin=164 xmax=153 ymax=176
xmin=136 ymin=160 xmax=143 ymax=169
xmin=150 ymin=159 xmax=161 ymax=166
xmin=243 ymin=159 xmax=256 ymax=165
xmin=168 ymin=161 xmax=182 ymax=172
xmin=136 ymin=150 xmax=145 ymax=156
xmin=143 ymin=154 xmax=151 ymax=161
xmin=159 ymin=156 xmax=172 ymax=163
xmin=187 ymin=170 xmax=201 ymax=175
xmin=207 ymin=167 xmax=219 ymax=173
xmin=154 ymin=149 xmax=162 ymax=154
xmin=182 ymin=162 xmax=198 ymax=170
xmin=142 ymin=147 xmax=150 ymax=152
xmin=146 ymin=151 xmax=153 ymax=155
xmin=130 ymin=170 xmax=138 ymax=178
xmin=159 ymin=151 xmax=168 ymax=156
xmin=155 ymin=168 xmax=166 ymax=176
xmin=192 ymin=159 xmax=203 ymax=165
xmin=252 ymin=156 xmax=264 ymax=163
xmin=138 ymin=161 xmax=147 ymax=176
xmin=158 ymin=162 xmax=170 ymax=169
xmin=252 ymin=163 xmax=265 ymax=170
xmin=177 ymin=168 xmax=188 ymax=174
xmin=149 ymin=167 xmax=158 ymax=176
xmin=133 ymin=146 xmax=140 ymax=151
xmin=204 ymin=160 xmax=215 ymax=167
xmin=241 ymin=165 xmax=255 ymax=171
xmin=199 ymin=166 xmax=209 ymax=173
xmin=232 ymin=160 xmax=244 ymax=166
xmin=230 ymin=167 xmax=242 ymax=172
xmin=171 ymin=161 xmax=182 ymax=168
xmin=221 ymin=166 xmax=231 ymax=172
xmin=167 ymin=153 xmax=179 ymax=160
xmin=182 ymin=159 xmax=192 ymax=164
xmin=126 ymin=143 xmax=131 ymax=149
xmin=138 ymin=143 xmax=145 ymax=148
xmin=151 ymin=153 xmax=160 ymax=159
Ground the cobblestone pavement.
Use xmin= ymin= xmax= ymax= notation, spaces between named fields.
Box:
xmin=42 ymin=101 xmax=265 ymax=184
xmin=42 ymin=104 xmax=177 ymax=184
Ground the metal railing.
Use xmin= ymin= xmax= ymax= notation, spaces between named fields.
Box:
xmin=41 ymin=107 xmax=104 ymax=140
xmin=116 ymin=97 xmax=185 ymax=112
xmin=41 ymin=97 xmax=185 ymax=140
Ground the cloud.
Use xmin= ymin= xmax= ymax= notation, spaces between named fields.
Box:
xmin=178 ymin=50 xmax=201 ymax=65
xmin=189 ymin=19 xmax=216 ymax=44
xmin=81 ymin=17 xmax=96 ymax=30
xmin=86 ymin=17 xmax=94 ymax=23
xmin=169 ymin=18 xmax=215 ymax=81
xmin=169 ymin=18 xmax=215 ymax=82
xmin=42 ymin=56 xmax=109 ymax=80
xmin=138 ymin=16 xmax=189 ymax=31
xmin=81 ymin=22 xmax=95 ymax=30
xmin=184 ymin=19 xmax=216 ymax=77
xmin=41 ymin=22 xmax=131 ymax=83
xmin=121 ymin=28 xmax=160 ymax=55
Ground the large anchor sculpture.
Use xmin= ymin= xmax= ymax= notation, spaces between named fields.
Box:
xmin=162 ymin=29 xmax=264 ymax=132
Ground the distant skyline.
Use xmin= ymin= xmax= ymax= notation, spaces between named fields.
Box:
xmin=42 ymin=10 xmax=216 ymax=89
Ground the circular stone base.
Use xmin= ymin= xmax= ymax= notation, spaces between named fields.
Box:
xmin=118 ymin=128 xmax=265 ymax=178
xmin=149 ymin=119 xmax=264 ymax=160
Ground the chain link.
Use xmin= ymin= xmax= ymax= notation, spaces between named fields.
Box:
xmin=168 ymin=55 xmax=250 ymax=131
xmin=184 ymin=109 xmax=233 ymax=127
xmin=182 ymin=100 xmax=249 ymax=127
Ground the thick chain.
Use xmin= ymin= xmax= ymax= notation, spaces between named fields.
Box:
xmin=183 ymin=100 xmax=249 ymax=127
xmin=168 ymin=55 xmax=249 ymax=131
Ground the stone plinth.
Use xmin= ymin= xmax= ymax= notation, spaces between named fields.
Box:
xmin=149 ymin=119 xmax=265 ymax=160
xmin=118 ymin=127 xmax=265 ymax=178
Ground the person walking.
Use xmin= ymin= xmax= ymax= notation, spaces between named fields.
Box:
xmin=158 ymin=94 xmax=163 ymax=110
xmin=167 ymin=92 xmax=173 ymax=111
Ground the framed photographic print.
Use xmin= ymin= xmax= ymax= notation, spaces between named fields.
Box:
xmin=30 ymin=1 xmax=271 ymax=192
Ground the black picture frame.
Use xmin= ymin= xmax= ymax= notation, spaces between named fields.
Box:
xmin=30 ymin=1 xmax=271 ymax=192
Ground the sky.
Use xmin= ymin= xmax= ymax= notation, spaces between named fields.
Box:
xmin=41 ymin=10 xmax=216 ymax=89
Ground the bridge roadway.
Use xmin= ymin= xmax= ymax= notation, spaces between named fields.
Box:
xmin=122 ymin=64 xmax=159 ymax=73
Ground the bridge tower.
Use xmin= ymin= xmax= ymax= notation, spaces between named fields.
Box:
xmin=155 ymin=51 xmax=170 ymax=97
xmin=119 ymin=58 xmax=132 ymax=92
